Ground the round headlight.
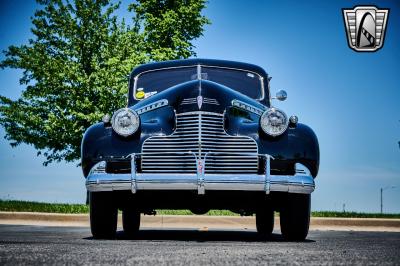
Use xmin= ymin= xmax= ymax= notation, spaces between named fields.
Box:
xmin=111 ymin=108 xmax=140 ymax=137
xmin=260 ymin=108 xmax=289 ymax=136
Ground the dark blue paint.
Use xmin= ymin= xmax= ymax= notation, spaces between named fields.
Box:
xmin=81 ymin=59 xmax=319 ymax=178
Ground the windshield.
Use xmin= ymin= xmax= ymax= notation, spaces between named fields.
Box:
xmin=134 ymin=66 xmax=263 ymax=100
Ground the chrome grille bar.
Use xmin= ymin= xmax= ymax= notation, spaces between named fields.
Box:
xmin=142 ymin=111 xmax=258 ymax=173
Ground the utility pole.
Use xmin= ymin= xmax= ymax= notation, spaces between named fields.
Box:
xmin=380 ymin=188 xmax=383 ymax=214
xmin=380 ymin=186 xmax=396 ymax=214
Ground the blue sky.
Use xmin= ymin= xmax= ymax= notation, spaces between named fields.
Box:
xmin=0 ymin=0 xmax=399 ymax=212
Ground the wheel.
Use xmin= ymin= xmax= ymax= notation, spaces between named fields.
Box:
xmin=89 ymin=192 xmax=118 ymax=239
xmin=122 ymin=208 xmax=141 ymax=237
xmin=256 ymin=207 xmax=274 ymax=238
xmin=280 ymin=193 xmax=311 ymax=241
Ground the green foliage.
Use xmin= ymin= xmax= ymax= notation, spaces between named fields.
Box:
xmin=129 ymin=0 xmax=210 ymax=60
xmin=0 ymin=0 xmax=210 ymax=165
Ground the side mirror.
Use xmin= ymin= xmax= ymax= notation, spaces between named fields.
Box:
xmin=275 ymin=90 xmax=287 ymax=101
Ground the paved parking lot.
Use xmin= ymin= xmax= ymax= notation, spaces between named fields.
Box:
xmin=0 ymin=224 xmax=399 ymax=265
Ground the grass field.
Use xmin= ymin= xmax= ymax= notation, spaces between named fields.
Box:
xmin=0 ymin=200 xmax=89 ymax=214
xmin=1 ymin=200 xmax=399 ymax=218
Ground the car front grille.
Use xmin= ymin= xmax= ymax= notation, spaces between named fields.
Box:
xmin=141 ymin=111 xmax=258 ymax=173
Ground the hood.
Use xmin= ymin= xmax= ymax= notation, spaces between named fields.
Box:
xmin=131 ymin=80 xmax=266 ymax=114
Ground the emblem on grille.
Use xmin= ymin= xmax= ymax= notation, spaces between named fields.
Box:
xmin=197 ymin=159 xmax=205 ymax=176
xmin=197 ymin=96 xmax=203 ymax=109
xmin=342 ymin=6 xmax=389 ymax=52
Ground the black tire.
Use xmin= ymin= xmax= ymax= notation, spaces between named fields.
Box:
xmin=280 ymin=193 xmax=311 ymax=241
xmin=256 ymin=207 xmax=274 ymax=238
xmin=122 ymin=209 xmax=141 ymax=237
xmin=89 ymin=192 xmax=118 ymax=239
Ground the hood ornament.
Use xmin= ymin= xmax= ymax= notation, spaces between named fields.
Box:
xmin=197 ymin=95 xmax=203 ymax=109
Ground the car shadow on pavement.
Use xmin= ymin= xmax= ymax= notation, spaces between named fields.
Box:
xmin=89 ymin=229 xmax=315 ymax=243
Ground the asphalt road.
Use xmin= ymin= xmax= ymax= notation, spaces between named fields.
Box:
xmin=0 ymin=225 xmax=399 ymax=265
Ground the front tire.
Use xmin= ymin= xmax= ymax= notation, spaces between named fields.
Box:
xmin=256 ymin=207 xmax=274 ymax=238
xmin=89 ymin=192 xmax=118 ymax=239
xmin=122 ymin=209 xmax=141 ymax=237
xmin=280 ymin=193 xmax=311 ymax=241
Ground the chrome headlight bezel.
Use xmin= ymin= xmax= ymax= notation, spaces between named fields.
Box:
xmin=111 ymin=108 xmax=140 ymax=137
xmin=260 ymin=108 xmax=289 ymax=137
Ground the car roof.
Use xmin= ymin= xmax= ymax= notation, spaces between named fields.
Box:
xmin=130 ymin=58 xmax=269 ymax=78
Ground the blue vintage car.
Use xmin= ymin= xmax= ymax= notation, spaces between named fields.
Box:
xmin=81 ymin=59 xmax=319 ymax=240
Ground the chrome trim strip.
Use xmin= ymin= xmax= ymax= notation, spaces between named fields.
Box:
xmin=231 ymin=99 xmax=266 ymax=116
xmin=197 ymin=64 xmax=201 ymax=80
xmin=197 ymin=158 xmax=205 ymax=194
xmin=265 ymin=154 xmax=272 ymax=194
xmin=86 ymin=159 xmax=315 ymax=194
xmin=131 ymin=156 xmax=137 ymax=193
xmin=135 ymin=99 xmax=168 ymax=115
xmin=176 ymin=111 xmax=223 ymax=116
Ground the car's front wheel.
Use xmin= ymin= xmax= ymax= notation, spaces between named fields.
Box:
xmin=280 ymin=193 xmax=311 ymax=241
xmin=122 ymin=208 xmax=141 ymax=237
xmin=89 ymin=192 xmax=118 ymax=239
xmin=256 ymin=207 xmax=274 ymax=238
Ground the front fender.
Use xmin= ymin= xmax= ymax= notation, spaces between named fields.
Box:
xmin=81 ymin=123 xmax=142 ymax=177
xmin=258 ymin=123 xmax=320 ymax=177
xmin=81 ymin=106 xmax=176 ymax=177
xmin=225 ymin=107 xmax=319 ymax=177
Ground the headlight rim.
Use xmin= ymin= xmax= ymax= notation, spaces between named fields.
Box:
xmin=260 ymin=107 xmax=289 ymax=137
xmin=111 ymin=108 xmax=140 ymax=137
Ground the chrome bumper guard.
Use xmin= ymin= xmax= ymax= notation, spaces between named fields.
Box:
xmin=86 ymin=153 xmax=315 ymax=194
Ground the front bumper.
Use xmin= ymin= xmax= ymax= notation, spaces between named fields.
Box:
xmin=86 ymin=154 xmax=315 ymax=194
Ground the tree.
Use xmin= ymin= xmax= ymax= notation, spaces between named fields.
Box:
xmin=130 ymin=0 xmax=210 ymax=60
xmin=0 ymin=0 xmax=210 ymax=165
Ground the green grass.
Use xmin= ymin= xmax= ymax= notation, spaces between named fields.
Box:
xmin=0 ymin=200 xmax=89 ymax=214
xmin=0 ymin=200 xmax=237 ymax=215
xmin=1 ymin=200 xmax=399 ymax=218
